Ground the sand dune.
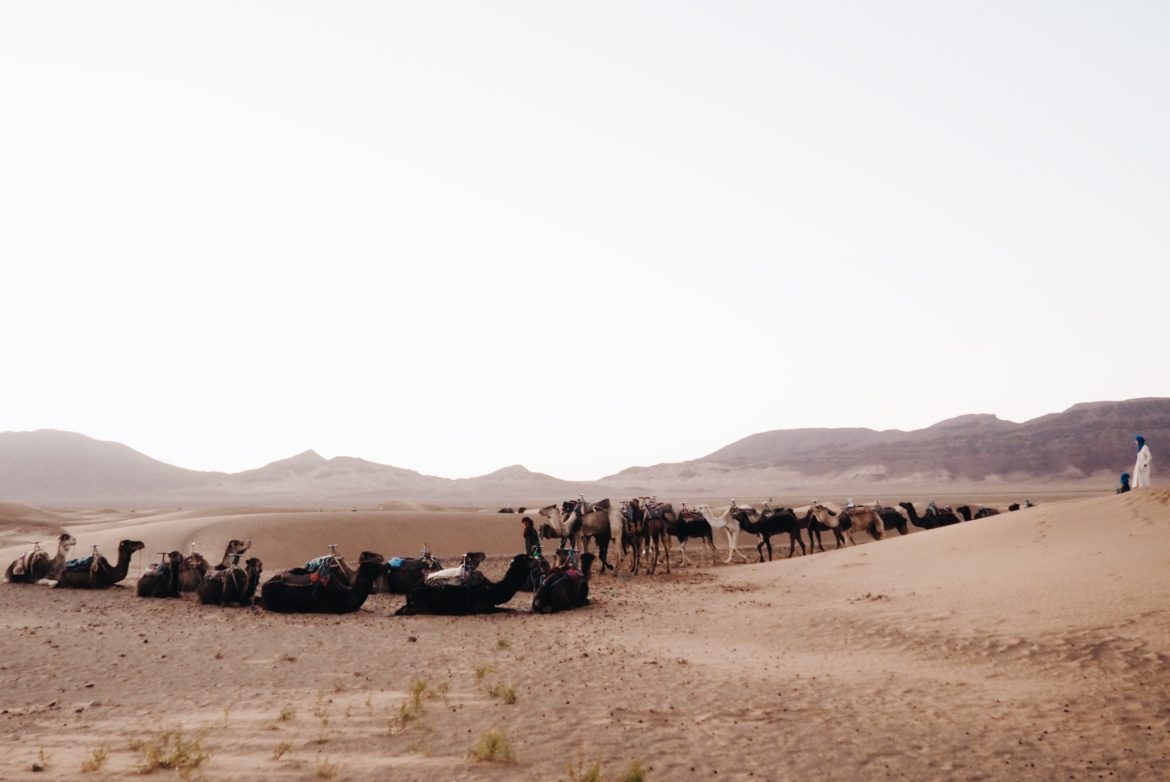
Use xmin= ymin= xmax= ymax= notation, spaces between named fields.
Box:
xmin=0 ymin=489 xmax=1167 ymax=780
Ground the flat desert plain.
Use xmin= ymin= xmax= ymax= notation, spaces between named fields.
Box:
xmin=1 ymin=490 xmax=1169 ymax=781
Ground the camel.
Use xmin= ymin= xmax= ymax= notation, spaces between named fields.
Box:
xmin=627 ymin=501 xmax=673 ymax=573
xmin=560 ymin=498 xmax=622 ymax=575
xmin=425 ymin=552 xmax=488 ymax=587
xmin=733 ymin=505 xmax=807 ymax=560
xmin=179 ymin=539 xmax=253 ymax=592
xmin=259 ymin=552 xmax=385 ymax=614
xmin=5 ymin=533 xmax=77 ymax=584
xmin=840 ymin=506 xmax=885 ymax=541
xmin=376 ymin=548 xmax=443 ymax=594
xmin=665 ymin=507 xmax=717 ymax=566
xmin=804 ymin=504 xmax=850 ymax=551
xmin=898 ymin=501 xmax=962 ymax=530
xmin=136 ymin=551 xmax=184 ymax=598
xmin=694 ymin=503 xmax=752 ymax=563
xmin=394 ymin=553 xmax=539 ymax=615
xmin=875 ymin=504 xmax=910 ymax=535
xmin=956 ymin=505 xmax=1001 ymax=521
xmin=55 ymin=539 xmax=146 ymax=589
xmin=532 ymin=553 xmax=596 ymax=614
xmin=199 ymin=557 xmax=263 ymax=606
xmin=619 ymin=501 xmax=645 ymax=573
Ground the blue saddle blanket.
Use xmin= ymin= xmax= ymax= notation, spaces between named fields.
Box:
xmin=64 ymin=556 xmax=94 ymax=572
xmin=388 ymin=557 xmax=406 ymax=569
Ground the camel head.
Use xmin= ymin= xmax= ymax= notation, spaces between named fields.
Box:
xmin=120 ymin=540 xmax=146 ymax=556
xmin=58 ymin=533 xmax=77 ymax=553
xmin=226 ymin=539 xmax=252 ymax=556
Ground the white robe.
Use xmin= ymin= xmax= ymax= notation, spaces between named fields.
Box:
xmin=1133 ymin=444 xmax=1152 ymax=488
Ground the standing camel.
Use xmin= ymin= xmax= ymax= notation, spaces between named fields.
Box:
xmin=840 ymin=506 xmax=885 ymax=541
xmin=561 ymin=499 xmax=622 ymax=575
xmin=804 ymin=505 xmax=850 ymax=551
xmin=693 ymin=503 xmax=751 ymax=564
xmin=55 ymin=540 xmax=146 ymax=589
xmin=665 ymin=507 xmax=717 ymax=566
xmin=733 ymin=505 xmax=807 ymax=560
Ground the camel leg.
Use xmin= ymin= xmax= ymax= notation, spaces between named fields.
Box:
xmin=663 ymin=536 xmax=670 ymax=574
xmin=756 ymin=541 xmax=765 ymax=562
xmin=707 ymin=536 xmax=717 ymax=566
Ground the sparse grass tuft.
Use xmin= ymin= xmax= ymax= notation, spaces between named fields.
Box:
xmin=315 ymin=754 xmax=340 ymax=779
xmin=487 ymin=682 xmax=517 ymax=704
xmin=474 ymin=663 xmax=494 ymax=680
xmin=80 ymin=746 xmax=108 ymax=773
xmin=136 ymin=726 xmax=211 ymax=776
xmin=37 ymin=747 xmax=52 ymax=769
xmin=618 ymin=760 xmax=648 ymax=782
xmin=390 ymin=677 xmax=430 ymax=733
xmin=271 ymin=741 xmax=291 ymax=761
xmin=470 ymin=727 xmax=515 ymax=763
xmin=278 ymin=707 xmax=296 ymax=722
xmin=495 ymin=636 xmax=510 ymax=649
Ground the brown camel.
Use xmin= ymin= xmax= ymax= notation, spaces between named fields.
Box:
xmin=260 ymin=552 xmax=385 ymax=614
xmin=199 ymin=557 xmax=263 ymax=606
xmin=179 ymin=539 xmax=253 ymax=592
xmin=55 ymin=540 xmax=146 ymax=589
xmin=5 ymin=533 xmax=77 ymax=584
xmin=136 ymin=551 xmax=184 ymax=598
xmin=532 ymin=553 xmax=596 ymax=613
xmin=840 ymin=506 xmax=885 ymax=541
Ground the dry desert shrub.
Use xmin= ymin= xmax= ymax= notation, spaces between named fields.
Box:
xmin=80 ymin=746 xmax=108 ymax=773
xmin=487 ymin=681 xmax=517 ymax=704
xmin=134 ymin=725 xmax=211 ymax=777
xmin=271 ymin=741 xmax=291 ymax=761
xmin=315 ymin=754 xmax=340 ymax=779
xmin=567 ymin=751 xmax=649 ymax=782
xmin=471 ymin=727 xmax=515 ymax=763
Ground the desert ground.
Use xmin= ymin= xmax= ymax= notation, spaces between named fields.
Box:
xmin=1 ymin=488 xmax=1168 ymax=781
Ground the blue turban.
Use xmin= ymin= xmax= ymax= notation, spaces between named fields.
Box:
xmin=1136 ymin=435 xmax=1146 ymax=451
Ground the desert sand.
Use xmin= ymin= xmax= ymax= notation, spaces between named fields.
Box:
xmin=1 ymin=489 xmax=1168 ymax=780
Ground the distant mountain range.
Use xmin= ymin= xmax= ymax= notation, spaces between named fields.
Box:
xmin=1 ymin=398 xmax=1165 ymax=505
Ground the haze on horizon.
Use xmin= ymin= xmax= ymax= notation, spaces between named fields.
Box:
xmin=2 ymin=2 xmax=1167 ymax=482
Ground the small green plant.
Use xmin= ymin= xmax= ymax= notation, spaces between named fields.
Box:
xmin=470 ymin=727 xmax=515 ymax=763
xmin=315 ymin=754 xmax=340 ymax=779
xmin=487 ymin=682 xmax=517 ymax=704
xmin=80 ymin=746 xmax=108 ymax=773
xmin=618 ymin=760 xmax=648 ymax=782
xmin=271 ymin=741 xmax=291 ymax=761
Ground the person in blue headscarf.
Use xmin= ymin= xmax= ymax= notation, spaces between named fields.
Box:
xmin=1117 ymin=472 xmax=1131 ymax=494
xmin=1133 ymin=436 xmax=1152 ymax=488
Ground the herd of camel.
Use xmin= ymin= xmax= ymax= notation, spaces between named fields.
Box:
xmin=3 ymin=496 xmax=1030 ymax=617
xmin=514 ymin=496 xmax=1033 ymax=576
xmin=2 ymin=534 xmax=594 ymax=616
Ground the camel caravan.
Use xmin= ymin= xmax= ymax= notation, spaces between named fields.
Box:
xmin=3 ymin=495 xmax=1030 ymax=617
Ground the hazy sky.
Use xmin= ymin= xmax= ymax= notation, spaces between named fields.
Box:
xmin=2 ymin=2 xmax=1167 ymax=480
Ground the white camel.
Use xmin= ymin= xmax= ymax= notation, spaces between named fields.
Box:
xmin=693 ymin=502 xmax=752 ymax=564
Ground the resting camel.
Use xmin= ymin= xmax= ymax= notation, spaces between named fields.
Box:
xmin=259 ymin=551 xmax=385 ymax=614
xmin=532 ymin=553 xmax=596 ymax=614
xmin=733 ymin=505 xmax=807 ymax=560
xmin=179 ymin=539 xmax=253 ymax=592
xmin=55 ymin=540 xmax=146 ymax=589
xmin=956 ymin=505 xmax=1001 ymax=521
xmin=136 ymin=551 xmax=184 ymax=598
xmin=394 ymin=554 xmax=538 ymax=615
xmin=5 ymin=533 xmax=77 ymax=584
xmin=693 ymin=503 xmax=751 ymax=564
xmin=199 ymin=557 xmax=263 ymax=606
xmin=375 ymin=548 xmax=443 ymax=594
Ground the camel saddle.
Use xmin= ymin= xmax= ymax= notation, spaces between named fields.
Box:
xmin=63 ymin=556 xmax=96 ymax=573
